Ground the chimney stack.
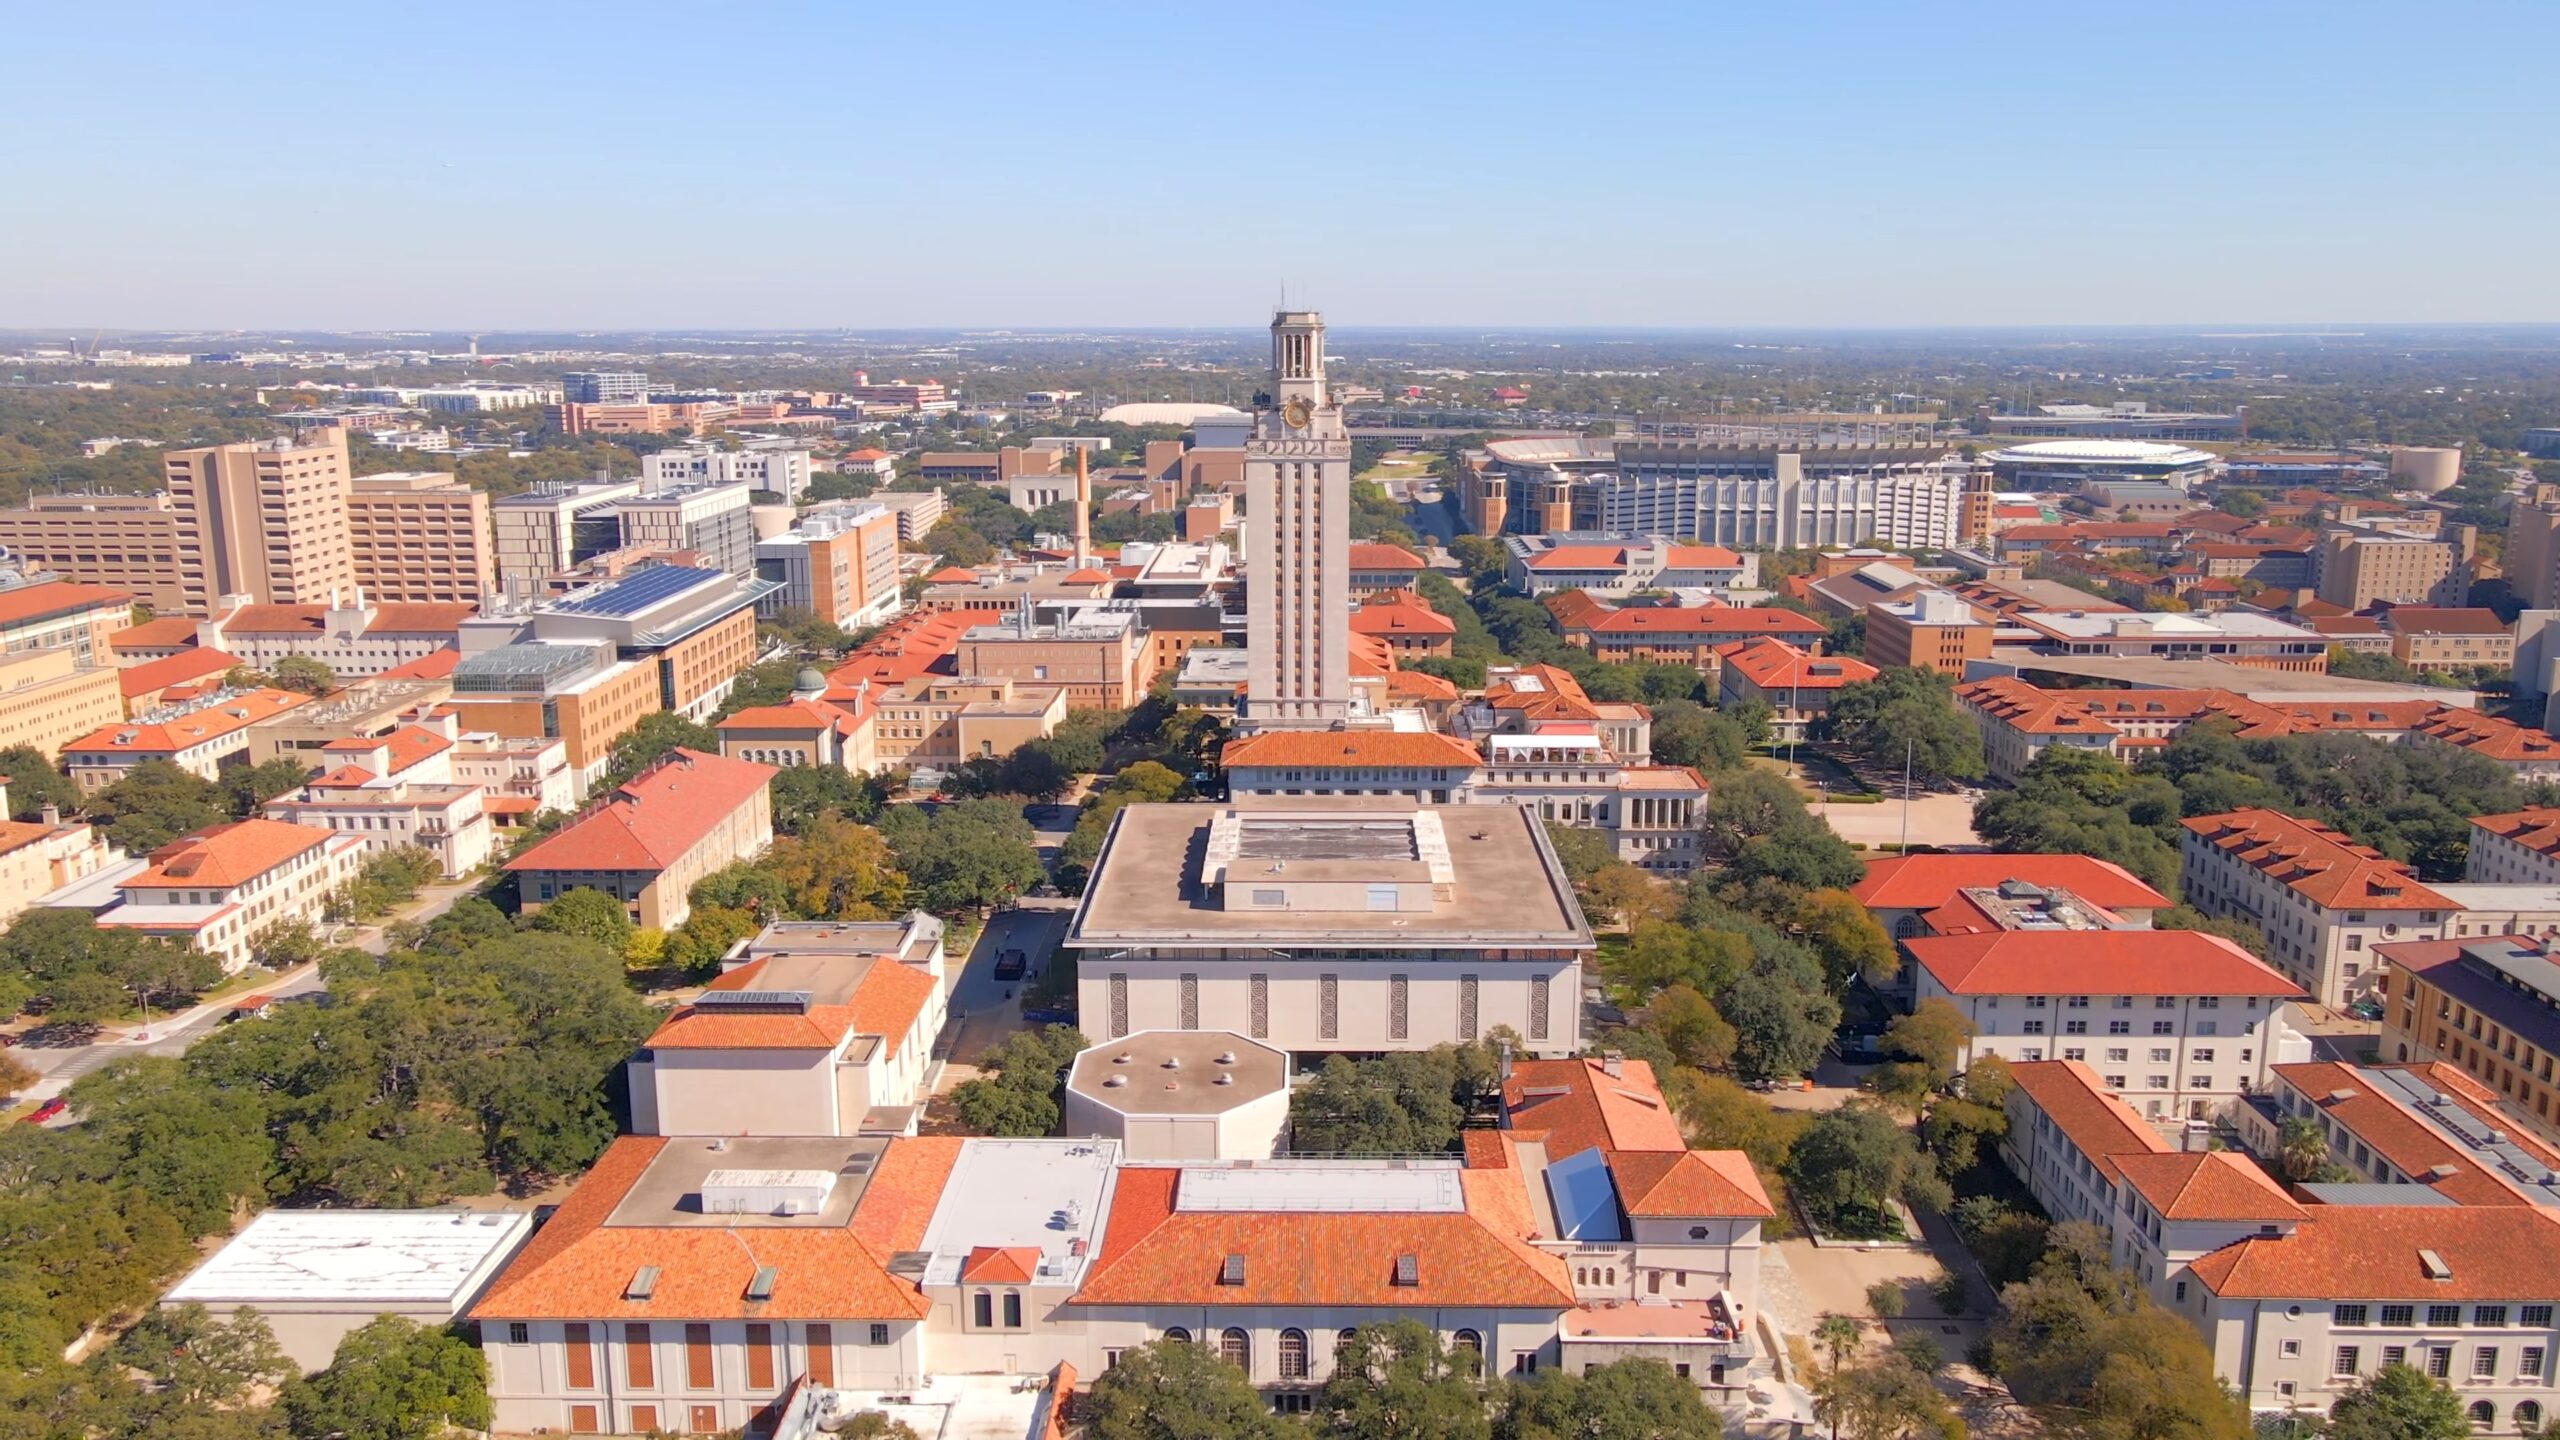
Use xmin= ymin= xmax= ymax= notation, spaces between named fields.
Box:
xmin=1073 ymin=446 xmax=1093 ymax=570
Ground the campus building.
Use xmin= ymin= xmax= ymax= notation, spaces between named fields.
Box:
xmin=507 ymin=748 xmax=777 ymax=931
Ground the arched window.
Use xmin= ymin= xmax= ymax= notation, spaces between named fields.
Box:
xmin=1336 ymin=1329 xmax=1359 ymax=1370
xmin=1894 ymin=915 xmax=1925 ymax=940
xmin=1452 ymin=1330 xmax=1482 ymax=1377
xmin=1575 ymin=1267 xmax=1588 ymax=1285
xmin=1162 ymin=1327 xmax=1190 ymax=1345
xmin=1220 ymin=1328 xmax=1250 ymax=1371
xmin=1605 ymin=1267 xmax=1616 ymax=1286
xmin=1279 ymin=1329 xmax=1309 ymax=1380
xmin=2470 ymin=1402 xmax=2497 ymax=1427
xmin=2515 ymin=1402 xmax=2542 ymax=1433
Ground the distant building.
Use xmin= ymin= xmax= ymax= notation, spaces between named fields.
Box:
xmin=90 ymin=818 xmax=365 ymax=971
xmin=165 ymin=429 xmax=358 ymax=612
xmin=562 ymin=372 xmax=650 ymax=404
xmin=197 ymin=597 xmax=477 ymax=680
xmin=955 ymin=610 xmax=1151 ymax=710
xmin=344 ymin=471 xmax=496 ymax=605
xmin=645 ymin=441 xmax=814 ymax=503
xmin=490 ymin=478 xmax=645 ymax=596
xmin=507 ymin=748 xmax=776 ymax=931
xmin=862 ymin=489 xmax=947 ymax=542
xmin=61 ymin=687 xmax=309 ymax=789
xmin=2316 ymin=533 xmax=2466 ymax=610
xmin=615 ymin=483 xmax=756 ymax=578
xmin=1716 ymin=639 xmax=1877 ymax=742
xmin=1983 ymin=440 xmax=2218 ymax=493
xmin=1982 ymin=402 xmax=2242 ymax=442
xmin=2382 ymin=608 xmax=2512 ymax=673
xmin=262 ymin=717 xmax=495 ymax=879
xmin=1865 ymin=590 xmax=1993 ymax=677
xmin=1502 ymin=535 xmax=1755 ymax=597
xmin=754 ymin=505 xmax=903 ymax=632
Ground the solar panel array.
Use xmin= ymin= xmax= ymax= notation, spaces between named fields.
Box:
xmin=550 ymin=564 xmax=721 ymax=617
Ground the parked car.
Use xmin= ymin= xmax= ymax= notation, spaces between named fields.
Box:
xmin=993 ymin=949 xmax=1028 ymax=981
xmin=21 ymin=1098 xmax=66 ymax=1125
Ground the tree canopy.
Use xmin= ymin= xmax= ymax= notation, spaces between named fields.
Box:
xmin=1820 ymin=667 xmax=1986 ymax=785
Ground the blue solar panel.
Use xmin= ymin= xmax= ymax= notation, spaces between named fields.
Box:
xmin=550 ymin=564 xmax=720 ymax=617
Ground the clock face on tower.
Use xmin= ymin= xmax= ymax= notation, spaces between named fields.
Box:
xmin=1282 ymin=397 xmax=1313 ymax=430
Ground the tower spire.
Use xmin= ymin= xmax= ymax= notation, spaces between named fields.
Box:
xmin=1072 ymin=446 xmax=1092 ymax=569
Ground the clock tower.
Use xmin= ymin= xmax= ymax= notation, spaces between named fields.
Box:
xmin=1242 ymin=309 xmax=1354 ymax=729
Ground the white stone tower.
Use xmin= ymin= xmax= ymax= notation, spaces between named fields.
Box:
xmin=1243 ymin=309 xmax=1354 ymax=730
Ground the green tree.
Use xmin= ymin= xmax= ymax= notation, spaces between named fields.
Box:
xmin=1541 ymin=821 xmax=1618 ymax=889
xmin=1495 ymin=1358 xmax=1722 ymax=1440
xmin=1820 ymin=668 xmax=1985 ymax=785
xmin=762 ymin=813 xmax=907 ymax=919
xmin=280 ymin=1316 xmax=490 ymax=1440
xmin=1949 ymin=1195 xmax=2049 ymax=1289
xmin=526 ymin=887 xmax=635 ymax=953
xmin=1794 ymin=888 xmax=1899 ymax=989
xmin=599 ymin=713 xmax=720 ymax=790
xmin=767 ymin=762 xmax=884 ymax=835
xmin=1816 ymin=1314 xmax=1865 ymax=1372
xmin=113 ymin=1302 xmax=291 ymax=1408
xmin=0 ymin=744 xmax=83 ymax=822
xmin=923 ymin=517 xmax=995 ymax=567
xmin=1722 ymin=952 xmax=1842 ymax=1080
xmin=1674 ymin=1074 xmax=1808 ymax=1175
xmin=1986 ymin=1224 xmax=2250 ymax=1440
xmin=270 ymin=656 xmax=337 ymax=696
xmin=1643 ymin=983 xmax=1737 ymax=1071
xmin=65 ymin=1055 xmax=273 ymax=1234
xmin=1785 ymin=1104 xmax=1950 ymax=1235
xmin=1814 ymin=1356 xmax=1965 ymax=1440
xmin=2274 ymin=1115 xmax=2350 ymax=1184
xmin=89 ymin=758 xmax=227 ymax=853
xmin=1649 ymin=700 xmax=1751 ymax=773
xmin=1607 ymin=919 xmax=1750 ymax=1003
xmin=876 ymin=799 xmax=1043 ymax=915
xmin=1317 ymin=1319 xmax=1490 ymax=1440
xmin=1082 ymin=1335 xmax=1292 ymax=1440
xmin=2327 ymin=1365 xmax=2470 ymax=1440
xmin=1972 ymin=747 xmax=2184 ymax=896
xmin=1879 ymin=998 xmax=1974 ymax=1094
xmin=947 ymin=1025 xmax=1087 ymax=1138
xmin=1289 ymin=1050 xmax=1471 ymax=1155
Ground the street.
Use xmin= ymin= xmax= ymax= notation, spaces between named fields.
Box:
xmin=937 ymin=902 xmax=1073 ymax=1081
xmin=9 ymin=875 xmax=487 ymax=1115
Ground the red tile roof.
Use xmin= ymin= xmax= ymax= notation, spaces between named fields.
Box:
xmin=1221 ymin=730 xmax=1482 ymax=770
xmin=2005 ymin=1060 xmax=2173 ymax=1180
xmin=118 ymin=647 xmax=242 ymax=699
xmin=1605 ymin=1149 xmax=1774 ymax=1218
xmin=376 ymin=647 xmax=460 ymax=680
xmin=109 ymin=616 xmax=201 ymax=651
xmin=1348 ymin=543 xmax=1425 ymax=570
xmin=1904 ymin=929 xmax=2302 ymax=999
xmin=1385 ymin=669 xmax=1461 ymax=701
xmin=128 ymin=819 xmax=332 ymax=890
xmin=0 ymin=579 xmax=133 ymax=629
xmin=1502 ymin=1058 xmax=1688 ymax=1160
xmin=1719 ymin=638 xmax=1877 ymax=692
xmin=2270 ymin=1060 xmax=2560 ymax=1206
xmin=1852 ymin=854 xmax=2168 ymax=913
xmin=1072 ymin=1166 xmax=1574 ymax=1309
xmin=2469 ymin=807 xmax=2560 ymax=863
xmin=2111 ymin=1151 xmax=2303 ymax=1221
xmin=716 ymin=698 xmax=868 ymax=738
xmin=2383 ymin=607 xmax=2509 ymax=637
xmin=62 ymin=688 xmax=309 ymax=756
xmin=926 ymin=566 xmax=979 ymax=584
xmin=1348 ymin=593 xmax=1457 ymax=637
xmin=213 ymin=602 xmax=475 ymax=635
xmin=321 ymin=725 xmax=453 ymax=777
xmin=2187 ymin=1206 xmax=2560 ymax=1301
xmin=508 ymin=749 xmax=776 ymax=874
xmin=646 ymin=954 xmax=938 ymax=1054
xmin=962 ymin=1246 xmax=1041 ymax=1284
xmin=2411 ymin=708 xmax=2560 ymax=764
xmin=2181 ymin=808 xmax=2457 ymax=911
xmin=826 ymin=608 xmax=1010 ymax=691
xmin=471 ymin=1136 xmax=938 ymax=1322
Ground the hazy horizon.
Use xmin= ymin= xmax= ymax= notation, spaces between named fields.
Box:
xmin=6 ymin=2 xmax=2556 ymax=331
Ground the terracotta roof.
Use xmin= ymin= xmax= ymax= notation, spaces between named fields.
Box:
xmin=1221 ymin=730 xmax=1482 ymax=770
xmin=2384 ymin=607 xmax=2509 ymax=637
xmin=1576 ymin=604 xmax=1826 ymax=639
xmin=509 ymin=749 xmax=776 ymax=874
xmin=842 ymin=448 xmax=891 ymax=462
xmin=2005 ymin=1060 xmax=2173 ymax=1180
xmin=926 ymin=566 xmax=979 ymax=584
xmin=1347 ymin=543 xmax=1425 ymax=570
xmin=1502 ymin=1057 xmax=1687 ymax=1160
xmin=2269 ymin=1060 xmax=2560 ymax=1206
xmin=1349 ymin=593 xmax=1457 ymax=636
xmin=717 ymin=699 xmax=868 ymax=738
xmin=2112 ymin=1152 xmax=2304 ymax=1221
xmin=1605 ymin=1149 xmax=1774 ymax=1218
xmin=1062 ymin=568 xmax=1113 ymax=584
xmin=2181 ymin=808 xmax=2457 ymax=910
xmin=62 ymin=688 xmax=308 ymax=756
xmin=1852 ymin=854 xmax=2168 ymax=913
xmin=118 ymin=647 xmax=242 ymax=699
xmin=2469 ymin=808 xmax=2560 ymax=863
xmin=646 ymin=955 xmax=938 ymax=1054
xmin=827 ymin=608 xmax=1009 ymax=690
xmin=1384 ymin=669 xmax=1461 ymax=701
xmin=0 ymin=579 xmax=132 ymax=629
xmin=322 ymin=725 xmax=453 ymax=775
xmin=376 ymin=647 xmax=460 ymax=680
xmin=2308 ymin=615 xmax=2388 ymax=637
xmin=1483 ymin=663 xmax=1603 ymax=721
xmin=1903 ymin=929 xmax=2302 ymax=999
xmin=2410 ymin=708 xmax=2560 ymax=764
xmin=128 ymin=819 xmax=331 ymax=890
xmin=1719 ymin=638 xmax=1877 ymax=692
xmin=2187 ymin=1206 xmax=2560 ymax=1301
xmin=1072 ymin=1166 xmax=1573 ymax=1309
xmin=471 ymin=1136 xmax=937 ymax=1322
xmin=213 ymin=602 xmax=475 ymax=635
xmin=109 ymin=616 xmax=201 ymax=651
xmin=962 ymin=1246 xmax=1041 ymax=1284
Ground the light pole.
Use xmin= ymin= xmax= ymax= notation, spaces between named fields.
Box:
xmin=1900 ymin=736 xmax=1915 ymax=854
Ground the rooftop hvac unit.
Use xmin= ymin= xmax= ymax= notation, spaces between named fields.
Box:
xmin=700 ymin=1168 xmax=837 ymax=1216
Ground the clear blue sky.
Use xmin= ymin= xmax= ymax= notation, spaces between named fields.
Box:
xmin=5 ymin=1 xmax=2555 ymax=331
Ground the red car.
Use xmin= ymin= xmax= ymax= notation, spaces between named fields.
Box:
xmin=21 ymin=1098 xmax=66 ymax=1125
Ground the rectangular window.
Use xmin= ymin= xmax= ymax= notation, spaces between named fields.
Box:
xmin=508 ymin=1323 xmax=530 ymax=1345
xmin=806 ymin=1325 xmax=833 ymax=1387
xmin=2430 ymin=1305 xmax=2464 ymax=1327
xmin=1004 ymin=1292 xmax=1023 ymax=1328
xmin=624 ymin=1324 xmax=653 ymax=1389
xmin=691 ymin=1406 xmax=721 ymax=1434
xmin=2382 ymin=1306 xmax=2415 ymax=1328
xmin=2335 ymin=1346 xmax=2360 ymax=1376
xmin=974 ymin=1293 xmax=994 ymax=1328
xmin=2023 ymin=1020 xmax=2046 ymax=1035
xmin=2480 ymin=1307 xmax=2511 ymax=1328
xmin=2337 ymin=1305 xmax=2369 ymax=1327
xmin=745 ymin=1324 xmax=775 ymax=1390
xmin=630 ymin=1406 xmax=660 ymax=1434
xmin=2475 ymin=1347 xmax=2499 ymax=1379
xmin=569 ymin=1404 xmax=601 ymax=1435
xmin=2525 ymin=1306 xmax=2555 ymax=1327
xmin=870 ymin=1323 xmax=891 ymax=1347
xmin=685 ymin=1325 xmax=714 ymax=1389
xmin=2280 ymin=1339 xmax=2299 ymax=1357
xmin=565 ymin=1323 xmax=596 ymax=1389
xmin=2523 ymin=1347 xmax=2546 ymax=1380
xmin=2385 ymin=1347 xmax=2406 ymax=1369
xmin=2428 ymin=1347 xmax=2453 ymax=1379
xmin=2065 ymin=1020 xmax=2089 ymax=1035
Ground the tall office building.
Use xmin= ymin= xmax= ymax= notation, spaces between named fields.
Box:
xmin=1242 ymin=310 xmax=1353 ymax=729
xmin=163 ymin=428 xmax=357 ymax=611
xmin=561 ymin=371 xmax=650 ymax=404
xmin=343 ymin=471 xmax=496 ymax=605
xmin=2509 ymin=485 xmax=2560 ymax=612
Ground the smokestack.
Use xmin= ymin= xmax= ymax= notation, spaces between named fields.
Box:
xmin=1073 ymin=446 xmax=1092 ymax=569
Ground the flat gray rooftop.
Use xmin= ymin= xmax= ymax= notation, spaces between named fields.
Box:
xmin=1967 ymin=652 xmax=2475 ymax=705
xmin=1068 ymin=797 xmax=1591 ymax=950
xmin=608 ymin=1136 xmax=888 ymax=1229
xmin=1068 ymin=1030 xmax=1288 ymax=1117
xmin=917 ymin=1139 xmax=1119 ymax=1288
